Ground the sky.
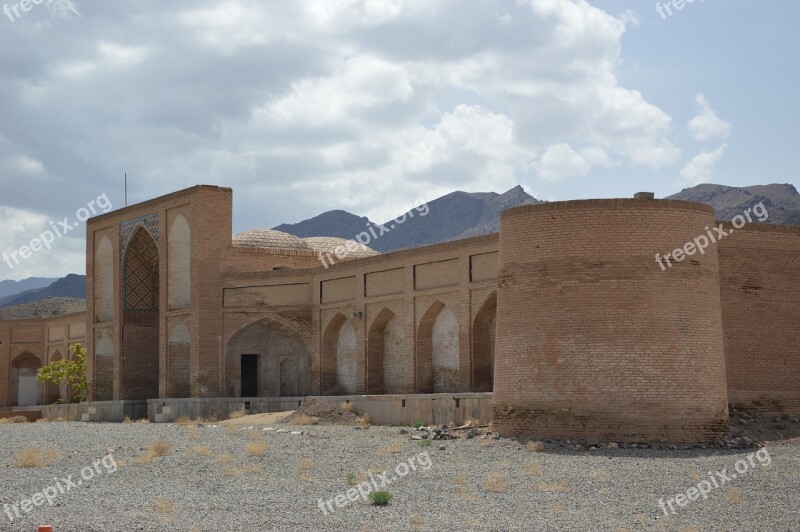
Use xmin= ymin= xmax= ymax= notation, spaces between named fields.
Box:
xmin=0 ymin=0 xmax=797 ymax=280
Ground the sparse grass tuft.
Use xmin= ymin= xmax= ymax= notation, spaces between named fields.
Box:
xmin=12 ymin=448 xmax=57 ymax=468
xmin=136 ymin=441 xmax=171 ymax=464
xmin=369 ymin=491 xmax=392 ymax=506
xmin=189 ymin=446 xmax=211 ymax=458
xmin=347 ymin=472 xmax=358 ymax=485
xmin=295 ymin=414 xmax=320 ymax=426
xmin=136 ymin=418 xmax=151 ymax=424
xmin=298 ymin=457 xmax=313 ymax=470
xmin=122 ymin=416 xmax=133 ymax=424
xmin=152 ymin=498 xmax=175 ymax=513
xmin=340 ymin=401 xmax=354 ymax=412
xmin=417 ymin=439 xmax=432 ymax=448
xmin=526 ymin=441 xmax=545 ymax=453
xmin=0 ymin=416 xmax=29 ymax=424
xmin=175 ymin=416 xmax=192 ymax=425
xmin=482 ymin=472 xmax=508 ymax=493
xmin=535 ymin=480 xmax=570 ymax=493
xmin=356 ymin=413 xmax=370 ymax=427
xmin=411 ymin=420 xmax=423 ymax=429
xmin=245 ymin=441 xmax=268 ymax=457
xmin=229 ymin=408 xmax=247 ymax=419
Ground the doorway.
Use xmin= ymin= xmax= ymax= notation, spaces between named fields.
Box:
xmin=241 ymin=354 xmax=259 ymax=397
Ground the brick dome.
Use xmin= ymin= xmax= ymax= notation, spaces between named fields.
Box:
xmin=302 ymin=237 xmax=379 ymax=259
xmin=232 ymin=229 xmax=310 ymax=250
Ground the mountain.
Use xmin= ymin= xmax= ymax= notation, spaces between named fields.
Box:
xmin=275 ymin=186 xmax=540 ymax=253
xmin=273 ymin=210 xmax=370 ymax=241
xmin=0 ymin=277 xmax=58 ymax=300
xmin=0 ymin=274 xmax=86 ymax=308
xmin=667 ymin=183 xmax=800 ymax=225
xmin=0 ymin=297 xmax=86 ymax=320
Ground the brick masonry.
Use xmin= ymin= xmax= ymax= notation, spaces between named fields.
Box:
xmin=0 ymin=186 xmax=797 ymax=443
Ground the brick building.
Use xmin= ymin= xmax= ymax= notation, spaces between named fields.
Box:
xmin=1 ymin=185 xmax=798 ymax=442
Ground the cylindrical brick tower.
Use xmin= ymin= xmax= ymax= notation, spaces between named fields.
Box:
xmin=492 ymin=198 xmax=729 ymax=442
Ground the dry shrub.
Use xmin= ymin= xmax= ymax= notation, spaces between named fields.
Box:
xmin=224 ymin=464 xmax=259 ymax=476
xmin=122 ymin=416 xmax=133 ymax=424
xmin=196 ymin=416 xmax=217 ymax=423
xmin=0 ymin=416 xmax=29 ymax=424
xmin=535 ymin=480 xmax=570 ymax=493
xmin=136 ymin=418 xmax=151 ymax=424
xmin=340 ymin=401 xmax=354 ymax=413
xmin=456 ymin=487 xmax=478 ymax=502
xmin=189 ymin=446 xmax=211 ymax=458
xmin=409 ymin=515 xmax=424 ymax=531
xmin=482 ymin=472 xmax=508 ymax=493
xmin=152 ymin=498 xmax=175 ymax=513
xmin=479 ymin=437 xmax=493 ymax=448
xmin=298 ymin=457 xmax=313 ymax=470
xmin=551 ymin=502 xmax=567 ymax=514
xmin=453 ymin=475 xmax=468 ymax=485
xmin=724 ymin=489 xmax=746 ymax=504
xmin=589 ymin=468 xmax=609 ymax=483
xmin=688 ymin=468 xmax=701 ymax=481
xmin=136 ymin=441 xmax=171 ymax=464
xmin=523 ymin=461 xmax=541 ymax=476
xmin=376 ymin=441 xmax=404 ymax=457
xmin=229 ymin=408 xmax=247 ymax=420
xmin=526 ymin=441 xmax=545 ymax=453
xmin=13 ymin=448 xmax=57 ymax=468
xmin=214 ymin=454 xmax=235 ymax=464
xmin=245 ymin=441 xmax=268 ymax=457
xmin=185 ymin=425 xmax=199 ymax=439
xmin=295 ymin=414 xmax=319 ymax=426
xmin=356 ymin=414 xmax=370 ymax=428
xmin=175 ymin=416 xmax=192 ymax=425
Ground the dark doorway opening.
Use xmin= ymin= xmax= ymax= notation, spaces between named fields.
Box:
xmin=241 ymin=354 xmax=259 ymax=397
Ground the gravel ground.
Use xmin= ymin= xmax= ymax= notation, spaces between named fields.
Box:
xmin=0 ymin=419 xmax=798 ymax=531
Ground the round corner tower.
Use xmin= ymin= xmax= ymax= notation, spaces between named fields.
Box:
xmin=492 ymin=198 xmax=729 ymax=442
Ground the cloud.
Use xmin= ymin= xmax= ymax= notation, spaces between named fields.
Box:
xmin=680 ymin=144 xmax=728 ymax=185
xmin=0 ymin=0 xmax=686 ymax=278
xmin=688 ymin=94 xmax=732 ymax=142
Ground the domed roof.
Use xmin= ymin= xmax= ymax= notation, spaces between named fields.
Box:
xmin=303 ymin=237 xmax=379 ymax=259
xmin=233 ymin=229 xmax=311 ymax=250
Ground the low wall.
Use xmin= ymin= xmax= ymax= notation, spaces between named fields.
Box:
xmin=41 ymin=400 xmax=147 ymax=422
xmin=149 ymin=393 xmax=492 ymax=425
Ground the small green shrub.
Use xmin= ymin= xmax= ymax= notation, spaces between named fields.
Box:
xmin=369 ymin=491 xmax=392 ymax=506
xmin=417 ymin=439 xmax=432 ymax=447
xmin=347 ymin=472 xmax=357 ymax=485
xmin=411 ymin=420 xmax=423 ymax=429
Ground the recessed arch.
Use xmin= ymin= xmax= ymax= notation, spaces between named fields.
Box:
xmin=168 ymin=214 xmax=190 ymax=310
xmin=95 ymin=333 xmax=114 ymax=401
xmin=321 ymin=314 xmax=360 ymax=395
xmin=224 ymin=318 xmax=308 ymax=397
xmin=367 ymin=308 xmax=406 ymax=394
xmin=11 ymin=352 xmax=41 ymax=406
xmin=168 ymin=322 xmax=191 ymax=398
xmin=416 ymin=301 xmax=460 ymax=393
xmin=120 ymin=226 xmax=160 ymax=400
xmin=94 ymin=235 xmax=113 ymax=322
xmin=472 ymin=291 xmax=497 ymax=392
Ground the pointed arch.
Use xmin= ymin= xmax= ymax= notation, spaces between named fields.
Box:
xmin=168 ymin=213 xmax=191 ymax=310
xmin=120 ymin=226 xmax=160 ymax=400
xmin=94 ymin=235 xmax=113 ymax=322
xmin=472 ymin=291 xmax=497 ymax=392
xmin=321 ymin=314 xmax=359 ymax=395
xmin=11 ymin=352 xmax=41 ymax=406
xmin=416 ymin=301 xmax=460 ymax=393
xmin=224 ymin=318 xmax=308 ymax=397
xmin=367 ymin=308 xmax=406 ymax=394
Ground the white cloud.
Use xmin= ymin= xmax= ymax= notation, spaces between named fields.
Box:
xmin=680 ymin=144 xmax=728 ymax=185
xmin=688 ymin=94 xmax=732 ymax=142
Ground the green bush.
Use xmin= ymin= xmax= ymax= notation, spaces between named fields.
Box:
xmin=417 ymin=439 xmax=432 ymax=447
xmin=411 ymin=420 xmax=423 ymax=429
xmin=369 ymin=491 xmax=392 ymax=506
xmin=36 ymin=343 xmax=87 ymax=403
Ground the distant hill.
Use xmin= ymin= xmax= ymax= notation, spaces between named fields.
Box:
xmin=0 ymin=277 xmax=57 ymax=300
xmin=667 ymin=183 xmax=800 ymax=225
xmin=0 ymin=297 xmax=85 ymax=320
xmin=0 ymin=274 xmax=86 ymax=308
xmin=275 ymin=185 xmax=540 ymax=253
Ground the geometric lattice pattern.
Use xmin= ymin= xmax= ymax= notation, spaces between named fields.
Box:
xmin=124 ymin=228 xmax=159 ymax=310
xmin=120 ymin=214 xmax=159 ymax=253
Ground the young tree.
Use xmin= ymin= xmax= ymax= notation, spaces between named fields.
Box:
xmin=36 ymin=343 xmax=88 ymax=403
